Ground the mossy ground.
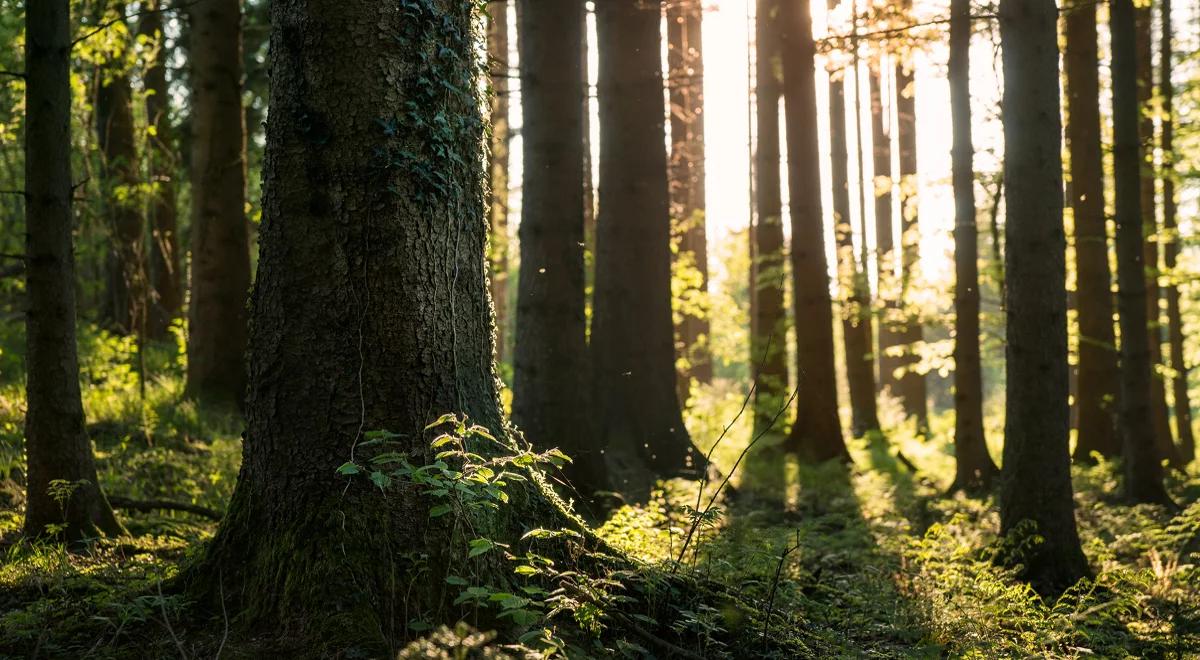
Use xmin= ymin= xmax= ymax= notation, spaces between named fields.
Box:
xmin=1 ymin=326 xmax=1198 ymax=657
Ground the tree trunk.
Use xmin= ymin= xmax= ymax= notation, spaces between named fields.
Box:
xmin=1112 ymin=0 xmax=1174 ymax=504
xmin=140 ymin=1 xmax=183 ymax=341
xmin=870 ymin=64 xmax=901 ymax=400
xmin=997 ymin=0 xmax=1091 ymax=594
xmin=593 ymin=0 xmax=699 ymax=492
xmin=949 ymin=0 xmax=998 ymax=492
xmin=23 ymin=0 xmax=124 ymax=542
xmin=513 ymin=0 xmax=609 ymax=501
xmin=94 ymin=3 xmax=144 ymax=337
xmin=781 ymin=0 xmax=849 ymax=462
xmin=185 ymin=0 xmax=251 ymax=408
xmin=668 ymin=0 xmax=712 ymax=402
xmin=752 ymin=0 xmax=789 ymax=436
xmin=1159 ymin=0 xmax=1194 ymax=464
xmin=488 ymin=0 xmax=511 ymax=367
xmin=829 ymin=48 xmax=879 ymax=437
xmin=1065 ymin=0 xmax=1121 ymax=461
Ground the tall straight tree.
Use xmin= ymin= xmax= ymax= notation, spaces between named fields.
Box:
xmin=1112 ymin=0 xmax=1174 ymax=504
xmin=997 ymin=0 xmax=1090 ymax=593
xmin=667 ymin=0 xmax=712 ymax=400
xmin=827 ymin=21 xmax=879 ymax=437
xmin=593 ymin=0 xmax=698 ymax=489
xmin=949 ymin=0 xmax=998 ymax=492
xmin=781 ymin=0 xmax=848 ymax=462
xmin=752 ymin=0 xmax=789 ymax=435
xmin=513 ymin=0 xmax=608 ymax=499
xmin=870 ymin=63 xmax=901 ymax=399
xmin=24 ymin=0 xmax=124 ymax=541
xmin=186 ymin=0 xmax=252 ymax=407
xmin=488 ymin=0 xmax=511 ymax=364
xmin=1159 ymin=0 xmax=1195 ymax=463
xmin=1065 ymin=0 xmax=1121 ymax=461
xmin=139 ymin=1 xmax=182 ymax=341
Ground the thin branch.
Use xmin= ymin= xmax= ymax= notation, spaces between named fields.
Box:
xmin=73 ymin=0 xmax=206 ymax=48
xmin=0 ymin=190 xmax=26 ymax=196
xmin=0 ymin=70 xmax=24 ymax=81
xmin=107 ymin=495 xmax=222 ymax=520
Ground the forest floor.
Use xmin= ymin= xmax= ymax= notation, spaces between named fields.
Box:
xmin=0 ymin=327 xmax=1199 ymax=658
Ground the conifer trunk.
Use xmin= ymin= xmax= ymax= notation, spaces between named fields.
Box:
xmin=488 ymin=0 xmax=511 ymax=366
xmin=870 ymin=65 xmax=901 ymax=399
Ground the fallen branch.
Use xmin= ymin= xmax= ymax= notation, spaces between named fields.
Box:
xmin=107 ymin=495 xmax=221 ymax=521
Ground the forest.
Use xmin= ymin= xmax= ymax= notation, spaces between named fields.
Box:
xmin=1 ymin=0 xmax=1200 ymax=656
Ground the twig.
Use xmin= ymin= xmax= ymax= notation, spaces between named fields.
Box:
xmin=0 ymin=189 xmax=25 ymax=196
xmin=73 ymin=0 xmax=206 ymax=48
xmin=761 ymin=530 xmax=802 ymax=648
xmin=0 ymin=70 xmax=23 ymax=80
xmin=107 ymin=495 xmax=221 ymax=520
xmin=215 ymin=568 xmax=229 ymax=660
xmin=157 ymin=579 xmax=188 ymax=660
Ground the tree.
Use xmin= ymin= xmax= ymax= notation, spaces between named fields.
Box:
xmin=1159 ymin=0 xmax=1194 ymax=464
xmin=23 ymin=0 xmax=124 ymax=542
xmin=870 ymin=64 xmax=901 ymax=400
xmin=752 ymin=0 xmax=789 ymax=436
xmin=997 ymin=0 xmax=1090 ymax=593
xmin=949 ymin=0 xmax=998 ymax=492
xmin=185 ymin=0 xmax=251 ymax=407
xmin=668 ymin=0 xmax=712 ymax=401
xmin=1065 ymin=0 xmax=1121 ymax=461
xmin=488 ymin=0 xmax=511 ymax=365
xmin=781 ymin=0 xmax=849 ymax=462
xmin=592 ymin=0 xmax=699 ymax=490
xmin=1112 ymin=0 xmax=1174 ymax=504
xmin=513 ymin=0 xmax=608 ymax=500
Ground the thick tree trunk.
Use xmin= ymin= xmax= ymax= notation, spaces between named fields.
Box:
xmin=140 ymin=1 xmax=183 ymax=341
xmin=185 ymin=0 xmax=251 ymax=408
xmin=23 ymin=0 xmax=124 ymax=542
xmin=593 ymin=0 xmax=699 ymax=492
xmin=752 ymin=0 xmax=789 ymax=436
xmin=1112 ymin=0 xmax=1173 ymax=504
xmin=1159 ymin=0 xmax=1194 ymax=464
xmin=949 ymin=0 xmax=998 ymax=492
xmin=870 ymin=65 xmax=901 ymax=399
xmin=1065 ymin=0 xmax=1121 ymax=461
xmin=488 ymin=0 xmax=511 ymax=366
xmin=997 ymin=0 xmax=1090 ymax=594
xmin=513 ymin=0 xmax=609 ymax=500
xmin=781 ymin=0 xmax=849 ymax=462
xmin=668 ymin=0 xmax=712 ymax=402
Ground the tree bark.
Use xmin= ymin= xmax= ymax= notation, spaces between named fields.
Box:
xmin=1159 ymin=0 xmax=1194 ymax=464
xmin=593 ymin=0 xmax=699 ymax=492
xmin=1112 ymin=0 xmax=1174 ymax=504
xmin=513 ymin=0 xmax=609 ymax=501
xmin=870 ymin=64 xmax=901 ymax=400
xmin=949 ymin=0 xmax=998 ymax=492
xmin=781 ymin=0 xmax=849 ymax=462
xmin=185 ymin=0 xmax=251 ymax=408
xmin=997 ymin=0 xmax=1091 ymax=594
xmin=1065 ymin=0 xmax=1121 ymax=461
xmin=488 ymin=0 xmax=511 ymax=366
xmin=668 ymin=0 xmax=712 ymax=402
xmin=23 ymin=0 xmax=124 ymax=542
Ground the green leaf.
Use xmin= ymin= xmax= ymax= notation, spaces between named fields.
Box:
xmin=424 ymin=413 xmax=458 ymax=431
xmin=467 ymin=424 xmax=496 ymax=441
xmin=429 ymin=504 xmax=452 ymax=518
xmin=445 ymin=575 xmax=469 ymax=586
xmin=467 ymin=538 xmax=495 ymax=558
xmin=514 ymin=565 xmax=539 ymax=576
xmin=369 ymin=471 xmax=391 ymax=490
xmin=431 ymin=434 xmax=457 ymax=449
xmin=336 ymin=462 xmax=360 ymax=476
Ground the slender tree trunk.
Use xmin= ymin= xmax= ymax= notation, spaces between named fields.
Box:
xmin=1065 ymin=0 xmax=1121 ymax=461
xmin=1160 ymin=0 xmax=1194 ymax=464
xmin=1112 ymin=0 xmax=1174 ymax=504
xmin=593 ymin=0 xmax=699 ymax=492
xmin=185 ymin=0 xmax=251 ymax=408
xmin=997 ymin=0 xmax=1090 ymax=595
xmin=140 ymin=1 xmax=183 ymax=341
xmin=752 ymin=0 xmax=789 ymax=435
xmin=949 ymin=0 xmax=998 ymax=492
xmin=781 ymin=0 xmax=849 ymax=462
xmin=513 ymin=0 xmax=608 ymax=501
xmin=668 ymin=0 xmax=712 ymax=402
xmin=870 ymin=64 xmax=901 ymax=399
xmin=23 ymin=0 xmax=124 ymax=542
xmin=488 ymin=0 xmax=511 ymax=366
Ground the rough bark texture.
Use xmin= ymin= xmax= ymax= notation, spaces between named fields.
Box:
xmin=139 ymin=1 xmax=183 ymax=341
xmin=781 ymin=0 xmax=849 ymax=462
xmin=488 ymin=0 xmax=511 ymax=365
xmin=668 ymin=0 xmax=712 ymax=401
xmin=870 ymin=65 xmax=901 ymax=399
xmin=752 ymin=0 xmax=789 ymax=435
xmin=949 ymin=0 xmax=998 ymax=492
xmin=513 ymin=0 xmax=608 ymax=500
xmin=1159 ymin=0 xmax=1194 ymax=464
xmin=1113 ymin=0 xmax=1174 ymax=504
xmin=23 ymin=0 xmax=124 ymax=542
xmin=593 ymin=0 xmax=699 ymax=492
xmin=1065 ymin=0 xmax=1121 ymax=461
xmin=829 ymin=58 xmax=879 ymax=437
xmin=185 ymin=0 xmax=251 ymax=408
xmin=997 ymin=0 xmax=1091 ymax=594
